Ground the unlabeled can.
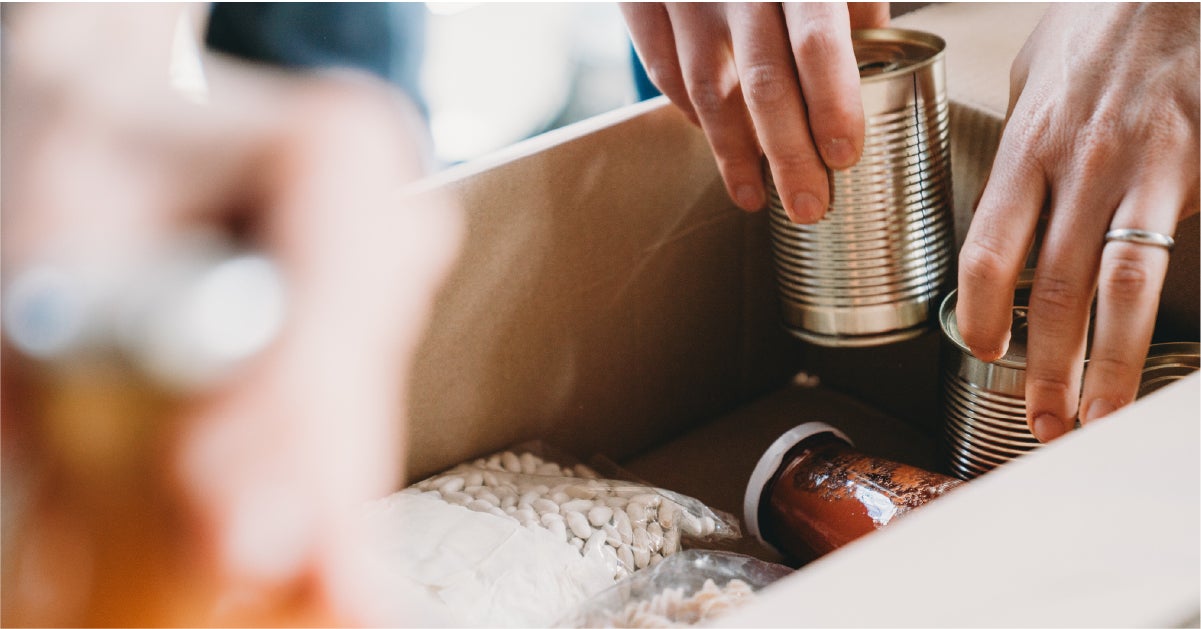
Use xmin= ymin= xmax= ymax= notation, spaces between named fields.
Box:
xmin=939 ymin=274 xmax=1200 ymax=479
xmin=765 ymin=28 xmax=953 ymax=347
xmin=744 ymin=422 xmax=961 ymax=564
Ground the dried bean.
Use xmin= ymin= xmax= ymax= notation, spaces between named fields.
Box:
xmin=533 ymin=499 xmax=559 ymax=515
xmin=588 ymin=506 xmax=613 ymax=527
xmin=561 ymin=499 xmax=593 ymax=513
xmin=565 ymin=511 xmax=593 ymax=539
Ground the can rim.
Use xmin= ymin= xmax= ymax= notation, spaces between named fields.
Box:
xmin=939 ymin=269 xmax=1036 ymax=369
xmin=851 ymin=28 xmax=947 ymax=83
xmin=743 ymin=422 xmax=852 ymax=553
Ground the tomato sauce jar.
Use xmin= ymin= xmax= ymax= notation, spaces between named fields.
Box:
xmin=744 ymin=422 xmax=962 ymax=564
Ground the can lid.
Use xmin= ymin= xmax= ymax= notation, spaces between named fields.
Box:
xmin=852 ymin=28 xmax=945 ymax=81
xmin=743 ymin=422 xmax=853 ymax=552
xmin=939 ymin=270 xmax=1038 ymax=369
xmin=1139 ymin=342 xmax=1201 ymax=398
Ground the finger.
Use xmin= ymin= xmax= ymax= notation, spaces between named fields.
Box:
xmin=665 ymin=4 xmax=766 ymax=212
xmin=177 ymin=79 xmax=461 ymax=623
xmin=847 ymin=2 xmax=891 ymax=28
xmin=619 ymin=3 xmax=698 ymax=125
xmin=727 ymin=3 xmax=827 ymax=222
xmin=955 ymin=106 xmax=1050 ymax=363
xmin=784 ymin=3 xmax=865 ymax=172
xmin=1079 ymin=187 xmax=1180 ymax=425
xmin=1022 ymin=174 xmax=1124 ymax=442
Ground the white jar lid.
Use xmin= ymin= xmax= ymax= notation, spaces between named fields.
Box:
xmin=742 ymin=422 xmax=852 ymax=553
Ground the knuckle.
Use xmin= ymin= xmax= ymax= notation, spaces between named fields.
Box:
xmin=740 ymin=62 xmax=794 ymax=110
xmin=1099 ymin=251 xmax=1156 ymax=304
xmin=958 ymin=238 xmax=1011 ymax=287
xmin=1085 ymin=353 xmax=1139 ymax=380
xmin=685 ymin=77 xmax=737 ymax=117
xmin=1028 ymin=274 xmax=1090 ymax=318
xmin=793 ymin=24 xmax=841 ymax=61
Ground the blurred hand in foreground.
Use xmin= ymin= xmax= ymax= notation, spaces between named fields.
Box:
xmin=1 ymin=4 xmax=461 ymax=625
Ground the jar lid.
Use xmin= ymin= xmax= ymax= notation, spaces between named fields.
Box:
xmin=743 ymin=422 xmax=852 ymax=552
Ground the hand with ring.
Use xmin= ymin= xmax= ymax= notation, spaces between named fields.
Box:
xmin=955 ymin=3 xmax=1200 ymax=442
xmin=619 ymin=2 xmax=889 ymax=222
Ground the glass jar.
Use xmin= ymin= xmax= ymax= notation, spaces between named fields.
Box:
xmin=744 ymin=422 xmax=962 ymax=563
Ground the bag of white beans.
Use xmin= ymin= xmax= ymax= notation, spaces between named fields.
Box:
xmin=361 ymin=443 xmax=741 ymax=627
xmin=556 ymin=550 xmax=793 ymax=628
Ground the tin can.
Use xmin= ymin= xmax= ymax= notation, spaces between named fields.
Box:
xmin=765 ymin=28 xmax=954 ymax=347
xmin=744 ymin=422 xmax=961 ymax=564
xmin=939 ymin=274 xmax=1200 ymax=479
xmin=1138 ymin=342 xmax=1200 ymax=397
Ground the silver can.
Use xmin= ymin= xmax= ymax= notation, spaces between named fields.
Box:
xmin=765 ymin=28 xmax=953 ymax=347
xmin=939 ymin=274 xmax=1200 ymax=479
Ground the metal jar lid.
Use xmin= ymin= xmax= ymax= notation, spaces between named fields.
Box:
xmin=851 ymin=28 xmax=946 ymax=81
xmin=1139 ymin=342 xmax=1201 ymax=397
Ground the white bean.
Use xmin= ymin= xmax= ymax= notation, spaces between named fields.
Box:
xmin=649 ymin=553 xmax=663 ymax=568
xmin=444 ymin=491 xmax=472 ymax=506
xmin=547 ymin=518 xmax=568 ymax=542
xmin=434 ymin=475 xmax=465 ymax=493
xmin=515 ymin=508 xmax=537 ymax=525
xmin=604 ymin=495 xmax=629 ymax=510
xmin=482 ymin=471 xmax=499 ymax=487
xmin=630 ymin=493 xmax=661 ymax=508
xmin=626 ymin=503 xmax=647 ymax=525
xmin=533 ymin=499 xmax=560 ymax=515
xmin=602 ymin=523 xmax=622 ymax=547
xmin=615 ymin=511 xmax=634 ymax=544
xmin=582 ymin=531 xmax=606 ymax=558
xmin=588 ymin=506 xmax=613 ymax=528
xmin=566 ymin=511 xmax=593 ymax=539
xmin=536 ymin=462 xmax=562 ymax=476
xmin=574 ymin=464 xmax=599 ymax=479
xmin=646 ymin=522 xmax=664 ymax=548
xmin=540 ymin=512 xmax=564 ymax=527
xmin=519 ymin=452 xmax=541 ymax=475
xmin=633 ymin=547 xmax=650 ymax=570
xmin=663 ymin=527 xmax=680 ymax=555
xmin=679 ymin=513 xmax=703 ymax=537
xmin=657 ymin=501 xmax=678 ymax=529
xmin=561 ymin=499 xmax=593 ymax=513
xmin=502 ymin=451 xmax=522 ymax=473
xmin=477 ymin=492 xmax=500 ymax=508
xmin=565 ymin=484 xmax=598 ymax=500
xmin=618 ymin=545 xmax=635 ymax=571
xmin=465 ymin=471 xmax=484 ymax=489
xmin=466 ymin=499 xmax=493 ymax=513
xmin=569 ymin=537 xmax=584 ymax=551
xmin=632 ymin=527 xmax=651 ymax=552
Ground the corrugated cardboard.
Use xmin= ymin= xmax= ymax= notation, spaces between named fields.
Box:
xmin=400 ymin=2 xmax=1199 ymax=625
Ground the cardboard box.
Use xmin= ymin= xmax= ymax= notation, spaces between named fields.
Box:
xmin=401 ymin=3 xmax=1199 ymax=625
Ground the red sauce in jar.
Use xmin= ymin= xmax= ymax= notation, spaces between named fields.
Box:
xmin=746 ymin=423 xmax=961 ymax=564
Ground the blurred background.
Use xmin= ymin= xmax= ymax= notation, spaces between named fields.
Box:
xmin=207 ymin=2 xmax=641 ymax=167
xmin=421 ymin=3 xmax=638 ymax=164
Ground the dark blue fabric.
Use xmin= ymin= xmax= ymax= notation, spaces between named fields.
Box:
xmin=630 ymin=43 xmax=661 ymax=101
xmin=206 ymin=3 xmax=427 ymax=115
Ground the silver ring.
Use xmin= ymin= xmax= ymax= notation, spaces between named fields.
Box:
xmin=1104 ymin=228 xmax=1175 ymax=251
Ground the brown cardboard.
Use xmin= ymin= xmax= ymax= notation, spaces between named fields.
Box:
xmin=398 ymin=2 xmax=1199 ymax=625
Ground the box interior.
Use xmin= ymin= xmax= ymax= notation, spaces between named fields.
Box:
xmin=398 ymin=1 xmax=1200 ymax=623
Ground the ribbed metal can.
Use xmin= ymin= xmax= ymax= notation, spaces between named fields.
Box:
xmin=765 ymin=28 xmax=953 ymax=347
xmin=939 ymin=273 xmax=1200 ymax=479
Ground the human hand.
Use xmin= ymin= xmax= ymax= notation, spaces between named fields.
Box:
xmin=619 ymin=3 xmax=889 ymax=222
xmin=954 ymin=3 xmax=1199 ymax=443
xmin=1 ymin=4 xmax=461 ymax=625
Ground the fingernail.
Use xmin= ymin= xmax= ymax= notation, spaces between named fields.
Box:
xmin=1082 ymin=398 xmax=1117 ymax=424
xmin=1031 ymin=414 xmax=1066 ymax=443
xmin=735 ymin=184 xmax=762 ymax=211
xmin=789 ymin=192 xmax=825 ymax=223
xmin=823 ymin=138 xmax=856 ymax=170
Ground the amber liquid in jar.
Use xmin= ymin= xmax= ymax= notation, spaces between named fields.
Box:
xmin=758 ymin=433 xmax=962 ymax=564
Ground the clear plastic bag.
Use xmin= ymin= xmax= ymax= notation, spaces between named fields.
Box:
xmin=399 ymin=442 xmax=741 ymax=581
xmin=557 ymin=550 xmax=792 ymax=628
